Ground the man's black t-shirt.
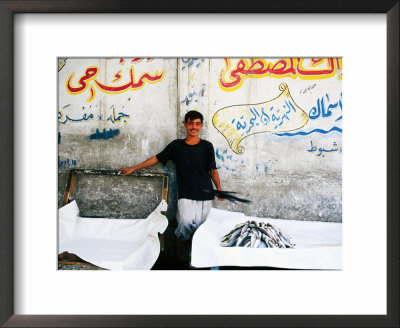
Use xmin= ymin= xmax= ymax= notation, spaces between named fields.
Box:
xmin=156 ymin=139 xmax=217 ymax=200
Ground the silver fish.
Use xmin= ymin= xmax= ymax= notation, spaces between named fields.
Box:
xmin=243 ymin=240 xmax=251 ymax=247
xmin=220 ymin=219 xmax=295 ymax=249
xmin=253 ymin=237 xmax=261 ymax=248
xmin=240 ymin=224 xmax=249 ymax=235
xmin=258 ymin=240 xmax=267 ymax=248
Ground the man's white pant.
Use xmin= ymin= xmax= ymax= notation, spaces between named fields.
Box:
xmin=175 ymin=199 xmax=212 ymax=241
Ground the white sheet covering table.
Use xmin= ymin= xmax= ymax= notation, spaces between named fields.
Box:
xmin=59 ymin=200 xmax=168 ymax=270
xmin=191 ymin=208 xmax=342 ymax=269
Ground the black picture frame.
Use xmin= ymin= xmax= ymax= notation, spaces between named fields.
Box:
xmin=1 ymin=1 xmax=398 ymax=327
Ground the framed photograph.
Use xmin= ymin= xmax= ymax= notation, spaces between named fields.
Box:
xmin=1 ymin=1 xmax=398 ymax=327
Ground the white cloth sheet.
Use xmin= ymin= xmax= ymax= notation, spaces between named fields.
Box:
xmin=191 ymin=208 xmax=342 ymax=269
xmin=59 ymin=200 xmax=168 ymax=270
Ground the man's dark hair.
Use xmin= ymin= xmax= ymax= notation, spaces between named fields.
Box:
xmin=184 ymin=110 xmax=203 ymax=123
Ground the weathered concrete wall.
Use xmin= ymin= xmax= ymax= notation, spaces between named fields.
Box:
xmin=58 ymin=57 xmax=342 ymax=222
xmin=178 ymin=58 xmax=342 ymax=222
xmin=58 ymin=58 xmax=178 ymax=219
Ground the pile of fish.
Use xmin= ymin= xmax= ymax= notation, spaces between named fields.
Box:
xmin=220 ymin=220 xmax=295 ymax=248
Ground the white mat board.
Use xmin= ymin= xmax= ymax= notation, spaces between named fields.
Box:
xmin=58 ymin=200 xmax=168 ymax=270
xmin=191 ymin=208 xmax=342 ymax=269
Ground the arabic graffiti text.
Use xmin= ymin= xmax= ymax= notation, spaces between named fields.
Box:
xmin=219 ymin=58 xmax=342 ymax=92
xmin=307 ymin=140 xmax=342 ymax=157
xmin=181 ymin=58 xmax=205 ymax=70
xmin=213 ymin=83 xmax=309 ymax=154
xmin=309 ymin=93 xmax=342 ymax=120
xmin=66 ymin=65 xmax=164 ymax=102
xmin=180 ymin=84 xmax=206 ymax=106
xmin=58 ymin=156 xmax=77 ymax=168
xmin=59 ymin=104 xmax=131 ymax=125
xmin=58 ymin=110 xmax=94 ymax=124
xmin=88 ymin=128 xmax=120 ymax=141
xmin=107 ymin=105 xmax=130 ymax=124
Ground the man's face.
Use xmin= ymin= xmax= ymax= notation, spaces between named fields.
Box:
xmin=184 ymin=118 xmax=203 ymax=137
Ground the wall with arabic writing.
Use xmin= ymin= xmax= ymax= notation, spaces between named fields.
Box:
xmin=58 ymin=58 xmax=178 ymax=219
xmin=58 ymin=57 xmax=342 ymax=222
xmin=178 ymin=58 xmax=342 ymax=222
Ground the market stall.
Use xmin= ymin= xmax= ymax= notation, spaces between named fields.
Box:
xmin=191 ymin=208 xmax=342 ymax=270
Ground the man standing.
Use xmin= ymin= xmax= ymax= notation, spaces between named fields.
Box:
xmin=118 ymin=110 xmax=222 ymax=243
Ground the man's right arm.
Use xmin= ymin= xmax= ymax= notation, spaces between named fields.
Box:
xmin=118 ymin=156 xmax=159 ymax=177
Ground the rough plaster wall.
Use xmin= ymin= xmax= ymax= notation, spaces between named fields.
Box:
xmin=178 ymin=58 xmax=210 ymax=139
xmin=179 ymin=58 xmax=342 ymax=222
xmin=216 ymin=58 xmax=341 ymax=222
xmin=58 ymin=58 xmax=178 ymax=219
xmin=58 ymin=57 xmax=342 ymax=222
